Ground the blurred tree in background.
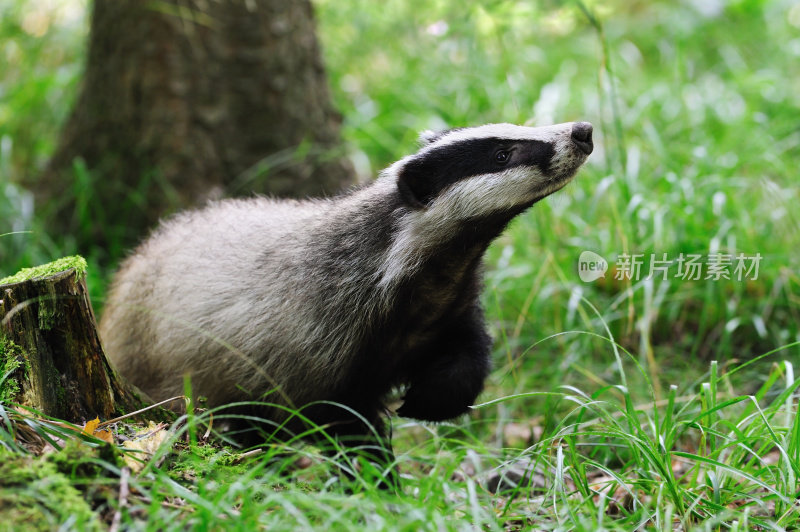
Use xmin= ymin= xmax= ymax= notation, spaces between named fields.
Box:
xmin=36 ymin=0 xmax=353 ymax=257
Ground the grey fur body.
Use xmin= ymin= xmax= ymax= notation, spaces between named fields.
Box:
xmin=100 ymin=121 xmax=593 ymax=469
xmin=103 ymin=187 xmax=427 ymax=409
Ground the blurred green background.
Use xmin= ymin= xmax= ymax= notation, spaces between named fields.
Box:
xmin=1 ymin=0 xmax=799 ymax=410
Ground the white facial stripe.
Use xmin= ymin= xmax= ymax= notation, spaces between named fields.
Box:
xmin=426 ymin=122 xmax=574 ymax=151
xmin=429 ymin=167 xmax=539 ymax=220
xmin=378 ymin=167 xmax=550 ymax=288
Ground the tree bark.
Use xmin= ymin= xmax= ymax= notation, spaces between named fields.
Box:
xmin=0 ymin=266 xmax=143 ymax=422
xmin=37 ymin=0 xmax=354 ymax=253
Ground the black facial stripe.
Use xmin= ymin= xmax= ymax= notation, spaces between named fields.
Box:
xmin=397 ymin=137 xmax=555 ymax=206
xmin=516 ymin=139 xmax=555 ymax=175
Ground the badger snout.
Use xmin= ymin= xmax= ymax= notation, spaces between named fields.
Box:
xmin=570 ymin=122 xmax=594 ymax=155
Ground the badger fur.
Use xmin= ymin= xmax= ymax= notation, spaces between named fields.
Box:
xmin=100 ymin=121 xmax=593 ymax=477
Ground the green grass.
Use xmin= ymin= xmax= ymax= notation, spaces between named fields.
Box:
xmin=1 ymin=0 xmax=799 ymax=529
xmin=3 ymin=351 xmax=798 ymax=530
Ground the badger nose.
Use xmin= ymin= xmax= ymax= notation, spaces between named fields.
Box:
xmin=571 ymin=122 xmax=594 ymax=155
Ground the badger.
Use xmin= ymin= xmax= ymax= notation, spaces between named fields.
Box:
xmin=99 ymin=121 xmax=593 ymax=483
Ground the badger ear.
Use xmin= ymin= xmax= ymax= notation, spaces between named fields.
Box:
xmin=396 ymin=157 xmax=433 ymax=208
xmin=418 ymin=129 xmax=442 ymax=146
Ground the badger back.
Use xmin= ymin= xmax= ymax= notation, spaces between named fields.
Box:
xmin=99 ymin=196 xmax=373 ymax=408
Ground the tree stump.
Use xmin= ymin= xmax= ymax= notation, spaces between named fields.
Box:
xmin=0 ymin=257 xmax=145 ymax=422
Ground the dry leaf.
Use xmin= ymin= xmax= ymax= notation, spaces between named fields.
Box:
xmin=82 ymin=417 xmax=100 ymax=435
xmin=93 ymin=427 xmax=114 ymax=444
xmin=81 ymin=416 xmax=114 ymax=443
xmin=122 ymin=421 xmax=172 ymax=473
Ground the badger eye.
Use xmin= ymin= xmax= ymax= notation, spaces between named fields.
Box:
xmin=494 ymin=150 xmax=510 ymax=164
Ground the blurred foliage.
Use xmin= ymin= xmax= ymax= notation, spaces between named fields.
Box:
xmin=0 ymin=1 xmax=86 ymax=182
xmin=1 ymin=0 xmax=799 ymax=394
xmin=0 ymin=0 xmax=87 ymax=270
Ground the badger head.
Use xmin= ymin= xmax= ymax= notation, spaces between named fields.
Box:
xmin=393 ymin=122 xmax=593 ymax=218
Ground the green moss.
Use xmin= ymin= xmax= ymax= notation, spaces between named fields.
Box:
xmin=36 ymin=282 xmax=59 ymax=331
xmin=0 ymin=255 xmax=88 ymax=285
xmin=0 ymin=337 xmax=27 ymax=404
xmin=50 ymin=438 xmax=122 ymax=479
xmin=169 ymin=443 xmax=250 ymax=481
xmin=0 ymin=450 xmax=101 ymax=532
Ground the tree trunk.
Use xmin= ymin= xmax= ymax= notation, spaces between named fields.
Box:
xmin=0 ymin=259 xmax=144 ymax=422
xmin=37 ymin=0 xmax=354 ymax=254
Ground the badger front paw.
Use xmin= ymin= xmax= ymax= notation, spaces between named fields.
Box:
xmin=396 ymin=352 xmax=490 ymax=422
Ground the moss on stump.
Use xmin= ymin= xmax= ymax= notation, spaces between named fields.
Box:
xmin=0 ymin=256 xmax=145 ymax=421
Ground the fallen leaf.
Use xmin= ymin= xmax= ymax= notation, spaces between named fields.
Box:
xmin=81 ymin=416 xmax=114 ymax=443
xmin=93 ymin=427 xmax=114 ymax=444
xmin=122 ymin=421 xmax=172 ymax=473
xmin=82 ymin=417 xmax=100 ymax=436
